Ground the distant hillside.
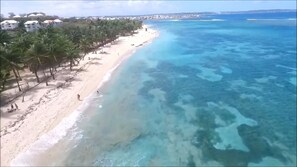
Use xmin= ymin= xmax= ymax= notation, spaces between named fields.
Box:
xmin=220 ymin=9 xmax=296 ymax=14
xmin=110 ymin=9 xmax=295 ymax=18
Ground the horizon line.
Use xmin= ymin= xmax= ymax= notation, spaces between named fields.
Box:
xmin=1 ymin=9 xmax=296 ymax=18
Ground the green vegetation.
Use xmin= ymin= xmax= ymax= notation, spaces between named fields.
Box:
xmin=0 ymin=19 xmax=142 ymax=92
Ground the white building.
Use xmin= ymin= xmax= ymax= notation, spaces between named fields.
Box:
xmin=54 ymin=19 xmax=62 ymax=24
xmin=12 ymin=15 xmax=21 ymax=18
xmin=36 ymin=13 xmax=44 ymax=17
xmin=43 ymin=19 xmax=63 ymax=27
xmin=53 ymin=19 xmax=63 ymax=27
xmin=24 ymin=20 xmax=41 ymax=32
xmin=28 ymin=14 xmax=36 ymax=17
xmin=28 ymin=13 xmax=45 ymax=18
xmin=43 ymin=20 xmax=54 ymax=27
xmin=0 ymin=20 xmax=19 ymax=30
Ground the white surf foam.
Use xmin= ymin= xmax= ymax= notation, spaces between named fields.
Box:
xmin=247 ymin=18 xmax=280 ymax=21
xmin=11 ymin=99 xmax=89 ymax=166
xmin=247 ymin=18 xmax=296 ymax=21
xmin=276 ymin=64 xmax=297 ymax=71
xmin=168 ymin=19 xmax=180 ymax=22
xmin=197 ymin=19 xmax=225 ymax=22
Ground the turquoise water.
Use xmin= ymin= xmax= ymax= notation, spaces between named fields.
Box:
xmin=14 ymin=12 xmax=296 ymax=166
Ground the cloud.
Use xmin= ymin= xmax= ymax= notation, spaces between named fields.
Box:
xmin=37 ymin=0 xmax=164 ymax=16
xmin=1 ymin=0 xmax=172 ymax=17
xmin=1 ymin=0 xmax=296 ymax=17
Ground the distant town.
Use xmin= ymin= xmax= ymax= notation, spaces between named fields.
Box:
xmin=0 ymin=12 xmax=201 ymax=32
xmin=1 ymin=9 xmax=295 ymax=31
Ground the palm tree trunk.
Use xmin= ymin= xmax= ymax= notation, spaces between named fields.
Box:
xmin=34 ymin=70 xmax=40 ymax=83
xmin=16 ymin=69 xmax=22 ymax=81
xmin=49 ymin=68 xmax=55 ymax=80
xmin=70 ymin=61 xmax=73 ymax=71
xmin=42 ymin=70 xmax=49 ymax=86
xmin=82 ymin=53 xmax=86 ymax=60
xmin=12 ymin=67 xmax=22 ymax=92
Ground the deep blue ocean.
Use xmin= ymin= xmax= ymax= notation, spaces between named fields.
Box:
xmin=13 ymin=12 xmax=296 ymax=166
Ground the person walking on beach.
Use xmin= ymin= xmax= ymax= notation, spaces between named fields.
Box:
xmin=11 ymin=104 xmax=14 ymax=110
xmin=77 ymin=94 xmax=81 ymax=100
xmin=15 ymin=103 xmax=18 ymax=109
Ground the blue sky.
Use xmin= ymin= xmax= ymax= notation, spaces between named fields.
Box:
xmin=1 ymin=0 xmax=296 ymax=17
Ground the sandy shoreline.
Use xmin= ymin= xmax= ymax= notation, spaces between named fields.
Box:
xmin=0 ymin=26 xmax=158 ymax=166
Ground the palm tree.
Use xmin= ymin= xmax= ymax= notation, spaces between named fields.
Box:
xmin=0 ymin=46 xmax=23 ymax=91
xmin=64 ymin=40 xmax=80 ymax=71
xmin=43 ymin=28 xmax=66 ymax=79
xmin=0 ymin=68 xmax=10 ymax=90
xmin=0 ymin=30 xmax=24 ymax=92
xmin=79 ymin=36 xmax=91 ymax=60
xmin=0 ymin=30 xmax=11 ymax=46
xmin=25 ymin=37 xmax=48 ymax=84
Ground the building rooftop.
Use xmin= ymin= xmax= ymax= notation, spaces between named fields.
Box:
xmin=1 ymin=20 xmax=19 ymax=24
xmin=24 ymin=20 xmax=39 ymax=24
xmin=54 ymin=19 xmax=62 ymax=22
xmin=44 ymin=20 xmax=54 ymax=23
xmin=28 ymin=13 xmax=45 ymax=17
xmin=13 ymin=15 xmax=21 ymax=18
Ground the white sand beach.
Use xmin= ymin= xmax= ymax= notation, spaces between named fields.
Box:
xmin=0 ymin=26 xmax=158 ymax=166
